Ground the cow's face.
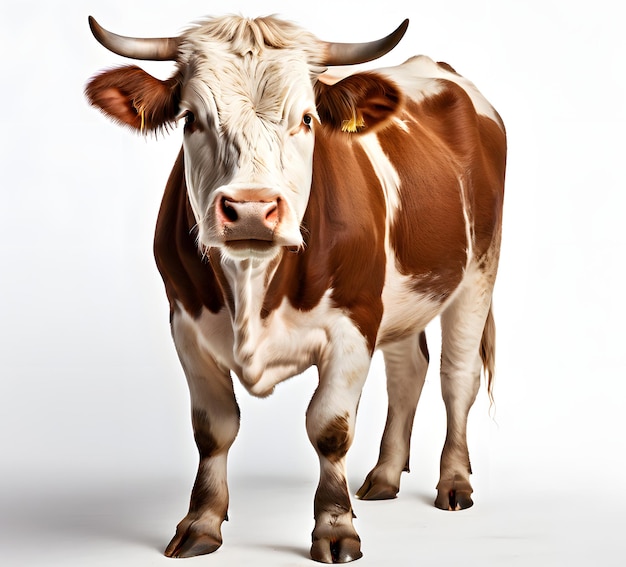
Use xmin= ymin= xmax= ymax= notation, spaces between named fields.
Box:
xmin=86 ymin=16 xmax=407 ymax=261
xmin=178 ymin=39 xmax=318 ymax=260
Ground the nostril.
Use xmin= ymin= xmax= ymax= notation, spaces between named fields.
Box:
xmin=265 ymin=199 xmax=279 ymax=224
xmin=221 ymin=198 xmax=238 ymax=222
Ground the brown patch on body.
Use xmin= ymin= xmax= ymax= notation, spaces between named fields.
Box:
xmin=471 ymin=116 xmax=507 ymax=259
xmin=187 ymin=409 xmax=228 ymax=516
xmin=407 ymin=82 xmax=506 ymax=260
xmin=380 ymin=120 xmax=467 ymax=299
xmin=153 ymin=149 xmax=226 ymax=318
xmin=316 ymin=414 xmax=351 ymax=460
xmin=262 ymin=125 xmax=387 ymax=351
xmin=313 ymin=469 xmax=353 ymax=519
xmin=191 ymin=408 xmax=220 ymax=458
xmin=380 ymin=81 xmax=506 ymax=297
xmin=437 ymin=61 xmax=459 ymax=75
xmin=418 ymin=331 xmax=429 ymax=363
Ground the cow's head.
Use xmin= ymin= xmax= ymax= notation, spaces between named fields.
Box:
xmin=86 ymin=16 xmax=407 ymax=261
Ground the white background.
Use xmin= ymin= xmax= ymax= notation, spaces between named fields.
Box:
xmin=1 ymin=1 xmax=624 ymax=565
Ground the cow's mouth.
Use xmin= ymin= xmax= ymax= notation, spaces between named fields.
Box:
xmin=222 ymin=239 xmax=279 ymax=259
xmin=225 ymin=239 xmax=275 ymax=252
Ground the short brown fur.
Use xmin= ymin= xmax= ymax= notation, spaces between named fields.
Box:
xmin=85 ymin=66 xmax=180 ymax=133
xmin=316 ymin=414 xmax=351 ymax=460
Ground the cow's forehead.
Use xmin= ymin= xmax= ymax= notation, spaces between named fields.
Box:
xmin=177 ymin=17 xmax=321 ymax=129
xmin=178 ymin=15 xmax=321 ymax=59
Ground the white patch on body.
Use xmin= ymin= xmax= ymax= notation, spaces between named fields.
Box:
xmin=173 ymin=257 xmax=371 ymax=398
xmin=380 ymin=55 xmax=503 ymax=128
xmin=458 ymin=175 xmax=475 ymax=273
xmin=322 ymin=55 xmax=503 ymax=130
xmin=357 ymin=131 xmax=445 ymax=342
xmin=357 ymin=133 xmax=401 ymax=228
xmin=378 ymin=267 xmax=443 ymax=344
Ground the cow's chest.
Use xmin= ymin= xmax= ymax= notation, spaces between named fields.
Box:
xmin=173 ymin=290 xmax=349 ymax=397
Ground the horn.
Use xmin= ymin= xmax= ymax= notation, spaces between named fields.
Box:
xmin=322 ymin=19 xmax=409 ymax=66
xmin=88 ymin=16 xmax=179 ymax=61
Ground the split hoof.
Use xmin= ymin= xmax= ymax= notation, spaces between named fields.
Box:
xmin=434 ymin=489 xmax=473 ymax=511
xmin=355 ymin=473 xmax=399 ymax=501
xmin=164 ymin=524 xmax=222 ymax=558
xmin=311 ymin=536 xmax=362 ymax=564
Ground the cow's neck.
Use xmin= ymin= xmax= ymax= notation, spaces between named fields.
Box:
xmin=217 ymin=251 xmax=282 ymax=368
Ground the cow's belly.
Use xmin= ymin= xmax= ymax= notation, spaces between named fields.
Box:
xmin=377 ymin=263 xmax=454 ymax=346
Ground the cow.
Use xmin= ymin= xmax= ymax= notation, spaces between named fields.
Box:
xmin=85 ymin=14 xmax=506 ymax=564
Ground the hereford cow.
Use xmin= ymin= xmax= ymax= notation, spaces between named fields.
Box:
xmin=86 ymin=14 xmax=506 ymax=563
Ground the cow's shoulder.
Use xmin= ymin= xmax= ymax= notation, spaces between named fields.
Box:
xmin=261 ymin=128 xmax=388 ymax=350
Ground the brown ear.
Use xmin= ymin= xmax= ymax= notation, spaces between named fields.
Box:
xmin=315 ymin=72 xmax=402 ymax=134
xmin=85 ymin=65 xmax=180 ymax=133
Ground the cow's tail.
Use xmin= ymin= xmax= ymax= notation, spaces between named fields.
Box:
xmin=480 ymin=303 xmax=496 ymax=408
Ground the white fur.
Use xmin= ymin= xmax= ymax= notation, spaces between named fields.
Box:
xmin=380 ymin=55 xmax=503 ymax=127
xmin=358 ymin=133 xmax=401 ymax=229
xmin=379 ymin=267 xmax=443 ymax=344
xmin=177 ymin=20 xmax=320 ymax=254
xmin=323 ymin=55 xmax=503 ymax=130
xmin=174 ymin=260 xmax=370 ymax=398
xmin=458 ymin=175 xmax=475 ymax=273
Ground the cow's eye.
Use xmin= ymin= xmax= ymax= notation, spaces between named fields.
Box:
xmin=184 ymin=111 xmax=196 ymax=132
xmin=302 ymin=113 xmax=313 ymax=129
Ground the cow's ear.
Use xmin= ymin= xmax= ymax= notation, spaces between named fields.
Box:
xmin=315 ymin=72 xmax=402 ymax=134
xmin=85 ymin=65 xmax=180 ymax=134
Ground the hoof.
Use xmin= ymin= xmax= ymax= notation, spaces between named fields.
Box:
xmin=311 ymin=536 xmax=362 ymax=563
xmin=355 ymin=473 xmax=399 ymax=501
xmin=434 ymin=489 xmax=473 ymax=511
xmin=164 ymin=525 xmax=222 ymax=558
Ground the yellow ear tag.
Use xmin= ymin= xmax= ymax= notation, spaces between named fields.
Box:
xmin=341 ymin=114 xmax=365 ymax=133
xmin=133 ymin=100 xmax=146 ymax=133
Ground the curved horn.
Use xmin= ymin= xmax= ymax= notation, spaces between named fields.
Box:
xmin=322 ymin=19 xmax=409 ymax=66
xmin=88 ymin=16 xmax=179 ymax=61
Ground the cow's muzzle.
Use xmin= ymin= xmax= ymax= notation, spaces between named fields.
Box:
xmin=212 ymin=188 xmax=302 ymax=258
xmin=218 ymin=196 xmax=279 ymax=242
xmin=208 ymin=187 xmax=304 ymax=258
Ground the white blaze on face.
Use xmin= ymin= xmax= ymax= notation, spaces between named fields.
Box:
xmin=176 ymin=23 xmax=319 ymax=254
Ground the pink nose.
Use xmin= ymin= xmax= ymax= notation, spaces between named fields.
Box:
xmin=217 ymin=197 xmax=280 ymax=241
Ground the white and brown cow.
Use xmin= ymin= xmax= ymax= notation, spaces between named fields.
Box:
xmin=86 ymin=14 xmax=506 ymax=564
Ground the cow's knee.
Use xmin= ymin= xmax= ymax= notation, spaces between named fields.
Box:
xmin=192 ymin=407 xmax=239 ymax=458
xmin=314 ymin=414 xmax=351 ymax=460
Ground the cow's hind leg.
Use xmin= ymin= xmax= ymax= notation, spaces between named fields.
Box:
xmin=435 ymin=276 xmax=494 ymax=511
xmin=164 ymin=312 xmax=240 ymax=558
xmin=356 ymin=331 xmax=429 ymax=500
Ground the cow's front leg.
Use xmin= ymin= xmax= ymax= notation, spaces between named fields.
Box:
xmin=306 ymin=326 xmax=371 ymax=563
xmin=165 ymin=311 xmax=240 ymax=558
